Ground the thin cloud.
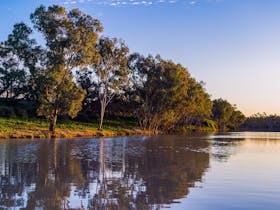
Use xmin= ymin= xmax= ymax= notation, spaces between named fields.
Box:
xmin=62 ymin=0 xmax=223 ymax=7
xmin=63 ymin=0 xmax=176 ymax=6
xmin=189 ymin=1 xmax=197 ymax=5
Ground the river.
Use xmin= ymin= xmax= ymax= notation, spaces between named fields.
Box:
xmin=0 ymin=132 xmax=280 ymax=209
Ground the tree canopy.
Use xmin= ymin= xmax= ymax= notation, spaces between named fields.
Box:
xmin=128 ymin=53 xmax=212 ymax=132
xmin=212 ymin=98 xmax=246 ymax=131
xmin=30 ymin=5 xmax=103 ymax=133
xmin=0 ymin=4 xmax=246 ymax=133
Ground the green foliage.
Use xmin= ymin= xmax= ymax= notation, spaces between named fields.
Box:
xmin=242 ymin=113 xmax=280 ymax=131
xmin=31 ymin=5 xmax=102 ymax=68
xmin=0 ymin=106 xmax=16 ymax=117
xmin=0 ymin=99 xmax=36 ymax=118
xmin=0 ymin=55 xmax=26 ymax=98
xmin=228 ymin=110 xmax=246 ymax=130
xmin=77 ymin=37 xmax=130 ymax=130
xmin=0 ymin=23 xmax=44 ymax=100
xmin=36 ymin=71 xmax=86 ymax=119
xmin=204 ymin=119 xmax=218 ymax=131
xmin=0 ymin=4 xmax=246 ymax=135
xmin=128 ymin=53 xmax=212 ymax=132
xmin=128 ymin=54 xmax=187 ymax=131
xmin=30 ymin=5 xmax=102 ymax=133
xmin=0 ymin=24 xmax=31 ymax=99
xmin=184 ymin=79 xmax=212 ymax=123
xmin=212 ymin=98 xmax=246 ymax=130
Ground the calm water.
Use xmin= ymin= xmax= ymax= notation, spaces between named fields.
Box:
xmin=0 ymin=132 xmax=280 ymax=210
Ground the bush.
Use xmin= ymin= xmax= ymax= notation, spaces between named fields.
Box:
xmin=0 ymin=106 xmax=16 ymax=117
xmin=204 ymin=119 xmax=218 ymax=131
xmin=14 ymin=107 xmax=29 ymax=118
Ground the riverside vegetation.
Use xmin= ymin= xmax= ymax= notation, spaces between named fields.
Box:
xmin=0 ymin=4 xmax=247 ymax=138
xmin=0 ymin=117 xmax=151 ymax=138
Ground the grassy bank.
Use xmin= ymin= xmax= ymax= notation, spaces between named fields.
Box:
xmin=0 ymin=117 xmax=152 ymax=139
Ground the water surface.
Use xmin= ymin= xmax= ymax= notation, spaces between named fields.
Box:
xmin=0 ymin=132 xmax=280 ymax=209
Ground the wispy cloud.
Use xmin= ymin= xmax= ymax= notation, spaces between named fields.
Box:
xmin=189 ymin=1 xmax=197 ymax=5
xmin=62 ymin=0 xmax=184 ymax=6
xmin=62 ymin=0 xmax=224 ymax=7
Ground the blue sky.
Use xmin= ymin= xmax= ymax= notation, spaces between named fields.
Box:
xmin=1 ymin=0 xmax=280 ymax=116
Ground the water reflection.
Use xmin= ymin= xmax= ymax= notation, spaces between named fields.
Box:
xmin=0 ymin=136 xmax=210 ymax=210
xmin=210 ymin=138 xmax=245 ymax=162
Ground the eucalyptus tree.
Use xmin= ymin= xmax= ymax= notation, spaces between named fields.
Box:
xmin=212 ymin=98 xmax=245 ymax=130
xmin=212 ymin=98 xmax=234 ymax=130
xmin=30 ymin=5 xmax=103 ymax=134
xmin=182 ymin=79 xmax=212 ymax=126
xmin=229 ymin=110 xmax=246 ymax=130
xmin=128 ymin=54 xmax=191 ymax=132
xmin=128 ymin=53 xmax=213 ymax=132
xmin=0 ymin=23 xmax=42 ymax=99
xmin=90 ymin=37 xmax=130 ymax=130
xmin=0 ymin=46 xmax=25 ymax=98
xmin=5 ymin=23 xmax=45 ymax=100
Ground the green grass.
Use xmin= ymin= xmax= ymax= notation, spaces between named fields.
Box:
xmin=0 ymin=117 xmax=47 ymax=131
xmin=0 ymin=117 xmax=143 ymax=139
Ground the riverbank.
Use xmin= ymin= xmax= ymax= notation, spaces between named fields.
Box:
xmin=0 ymin=117 xmax=153 ymax=139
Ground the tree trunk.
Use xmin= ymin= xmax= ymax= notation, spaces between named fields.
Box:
xmin=99 ymin=102 xmax=106 ymax=130
xmin=49 ymin=112 xmax=58 ymax=136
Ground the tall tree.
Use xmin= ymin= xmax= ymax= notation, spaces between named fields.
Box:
xmin=129 ymin=54 xmax=190 ymax=132
xmin=128 ymin=53 xmax=213 ymax=132
xmin=0 ymin=23 xmax=42 ymax=99
xmin=228 ymin=110 xmax=246 ymax=130
xmin=4 ymin=23 xmax=44 ymax=100
xmin=87 ymin=37 xmax=130 ymax=130
xmin=212 ymin=98 xmax=234 ymax=130
xmin=182 ymin=79 xmax=212 ymax=126
xmin=0 ymin=49 xmax=26 ymax=99
xmin=212 ymin=98 xmax=245 ymax=130
xmin=30 ymin=5 xmax=103 ymax=134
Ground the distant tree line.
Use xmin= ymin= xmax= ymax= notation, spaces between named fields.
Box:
xmin=0 ymin=5 xmax=246 ymax=134
xmin=241 ymin=113 xmax=280 ymax=131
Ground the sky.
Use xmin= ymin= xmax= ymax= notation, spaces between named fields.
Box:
xmin=1 ymin=0 xmax=280 ymax=116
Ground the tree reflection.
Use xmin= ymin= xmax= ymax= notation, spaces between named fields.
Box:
xmin=138 ymin=136 xmax=210 ymax=205
xmin=0 ymin=136 xmax=213 ymax=209
xmin=210 ymin=138 xmax=245 ymax=162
